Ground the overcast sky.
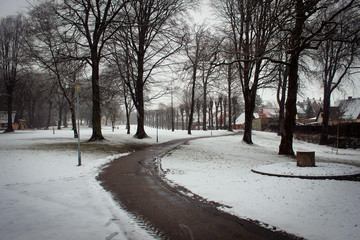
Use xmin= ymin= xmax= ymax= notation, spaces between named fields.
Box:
xmin=0 ymin=0 xmax=33 ymax=17
xmin=0 ymin=0 xmax=358 ymax=103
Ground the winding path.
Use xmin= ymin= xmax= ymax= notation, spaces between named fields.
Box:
xmin=98 ymin=137 xmax=303 ymax=240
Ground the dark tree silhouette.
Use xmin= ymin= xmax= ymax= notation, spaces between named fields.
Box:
xmin=0 ymin=15 xmax=24 ymax=133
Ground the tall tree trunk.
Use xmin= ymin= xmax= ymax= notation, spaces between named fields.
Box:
xmin=90 ymin=56 xmax=104 ymax=141
xmin=219 ymin=97 xmax=223 ymax=129
xmin=46 ymin=100 xmax=53 ymax=130
xmin=197 ymin=100 xmax=200 ymax=130
xmin=278 ymin=0 xmax=308 ymax=155
xmin=202 ymin=84 xmax=207 ymax=130
xmin=70 ymin=103 xmax=78 ymax=138
xmin=188 ymin=65 xmax=197 ymax=135
xmin=125 ymin=102 xmax=131 ymax=135
xmin=5 ymin=90 xmax=14 ymax=133
xmin=215 ymin=101 xmax=219 ymax=130
xmin=181 ymin=108 xmax=184 ymax=130
xmin=63 ymin=106 xmax=68 ymax=128
xmin=277 ymin=66 xmax=288 ymax=136
xmin=243 ymin=92 xmax=256 ymax=144
xmin=135 ymin=85 xmax=147 ymax=138
xmin=134 ymin=44 xmax=148 ymax=138
xmin=320 ymin=89 xmax=331 ymax=145
xmin=227 ymin=64 xmax=233 ymax=131
xmin=208 ymin=100 xmax=212 ymax=129
xmin=176 ymin=110 xmax=179 ymax=130
xmin=57 ymin=103 xmax=62 ymax=130
xmin=242 ymin=63 xmax=259 ymax=144
xmin=232 ymin=97 xmax=237 ymax=130
xmin=279 ymin=52 xmax=300 ymax=155
xmin=223 ymin=98 xmax=227 ymax=130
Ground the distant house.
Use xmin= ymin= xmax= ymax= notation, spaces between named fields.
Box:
xmin=234 ymin=113 xmax=261 ymax=130
xmin=0 ymin=111 xmax=16 ymax=130
xmin=259 ymin=108 xmax=279 ymax=119
xmin=317 ymin=97 xmax=360 ymax=124
xmin=297 ymin=98 xmax=323 ymax=119
xmin=338 ymin=97 xmax=360 ymax=122
xmin=259 ymin=108 xmax=279 ymax=125
xmin=0 ymin=111 xmax=27 ymax=130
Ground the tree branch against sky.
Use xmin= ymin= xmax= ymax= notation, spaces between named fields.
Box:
xmin=112 ymin=0 xmax=191 ymax=139
xmin=316 ymin=6 xmax=360 ymax=145
xmin=56 ymin=0 xmax=130 ymax=141
xmin=25 ymin=1 xmax=86 ymax=138
xmin=278 ymin=0 xmax=358 ymax=155
xmin=213 ymin=0 xmax=287 ymax=144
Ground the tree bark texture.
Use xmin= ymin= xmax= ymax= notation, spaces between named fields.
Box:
xmin=5 ymin=91 xmax=15 ymax=132
xmin=202 ymin=84 xmax=207 ymax=131
xmin=320 ymin=89 xmax=331 ymax=145
xmin=279 ymin=53 xmax=300 ymax=155
xmin=188 ymin=65 xmax=197 ymax=135
xmin=70 ymin=104 xmax=78 ymax=138
xmin=90 ymin=57 xmax=105 ymax=141
xmin=227 ymin=64 xmax=233 ymax=132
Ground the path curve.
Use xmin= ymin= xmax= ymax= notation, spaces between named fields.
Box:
xmin=98 ymin=136 xmax=303 ymax=240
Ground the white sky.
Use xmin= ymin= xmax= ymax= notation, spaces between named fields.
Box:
xmin=0 ymin=0 xmax=33 ymax=17
xmin=1 ymin=0 xmax=358 ymax=105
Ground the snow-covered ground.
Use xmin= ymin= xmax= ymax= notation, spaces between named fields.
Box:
xmin=1 ymin=126 xmax=359 ymax=240
xmin=161 ymin=131 xmax=360 ymax=240
xmin=0 ymin=125 xmax=229 ymax=240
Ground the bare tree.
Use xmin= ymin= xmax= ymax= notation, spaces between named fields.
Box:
xmin=221 ymin=41 xmax=238 ymax=131
xmin=275 ymin=53 xmax=289 ymax=136
xmin=116 ymin=0 xmax=189 ymax=138
xmin=278 ymin=0 xmax=358 ymax=155
xmin=226 ymin=63 xmax=234 ymax=131
xmin=316 ymin=10 xmax=360 ymax=145
xmin=56 ymin=0 xmax=129 ymax=141
xmin=14 ymin=71 xmax=51 ymax=128
xmin=0 ymin=15 xmax=24 ymax=133
xmin=183 ymin=25 xmax=215 ymax=134
xmin=107 ymin=45 xmax=135 ymax=135
xmin=214 ymin=0 xmax=283 ymax=143
xmin=26 ymin=1 xmax=85 ymax=138
xmin=199 ymin=36 xmax=221 ymax=131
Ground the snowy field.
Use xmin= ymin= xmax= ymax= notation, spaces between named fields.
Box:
xmin=161 ymin=131 xmax=360 ymax=240
xmin=1 ymin=126 xmax=359 ymax=240
xmin=0 ymin=125 xmax=230 ymax=240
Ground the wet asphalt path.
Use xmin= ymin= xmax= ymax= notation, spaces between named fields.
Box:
xmin=98 ymin=136 xmax=303 ymax=240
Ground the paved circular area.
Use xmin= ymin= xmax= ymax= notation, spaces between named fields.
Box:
xmin=252 ymin=162 xmax=360 ymax=180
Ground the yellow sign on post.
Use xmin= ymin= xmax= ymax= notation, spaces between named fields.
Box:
xmin=252 ymin=119 xmax=262 ymax=131
xmin=75 ymin=83 xmax=81 ymax=92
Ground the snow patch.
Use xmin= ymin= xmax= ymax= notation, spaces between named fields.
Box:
xmin=162 ymin=131 xmax=360 ymax=240
xmin=253 ymin=162 xmax=360 ymax=177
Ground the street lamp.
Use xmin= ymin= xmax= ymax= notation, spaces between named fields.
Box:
xmin=75 ymin=83 xmax=82 ymax=166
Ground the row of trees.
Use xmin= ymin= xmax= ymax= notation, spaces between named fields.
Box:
xmin=209 ymin=0 xmax=360 ymax=155
xmin=172 ymin=0 xmax=359 ymax=155
xmin=145 ymin=92 xmax=255 ymax=131
xmin=1 ymin=0 xmax=359 ymax=156
xmin=1 ymin=0 xmax=192 ymax=140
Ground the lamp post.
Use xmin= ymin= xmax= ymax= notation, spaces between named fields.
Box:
xmin=75 ymin=83 xmax=81 ymax=166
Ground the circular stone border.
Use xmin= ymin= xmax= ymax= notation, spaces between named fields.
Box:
xmin=251 ymin=162 xmax=360 ymax=180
